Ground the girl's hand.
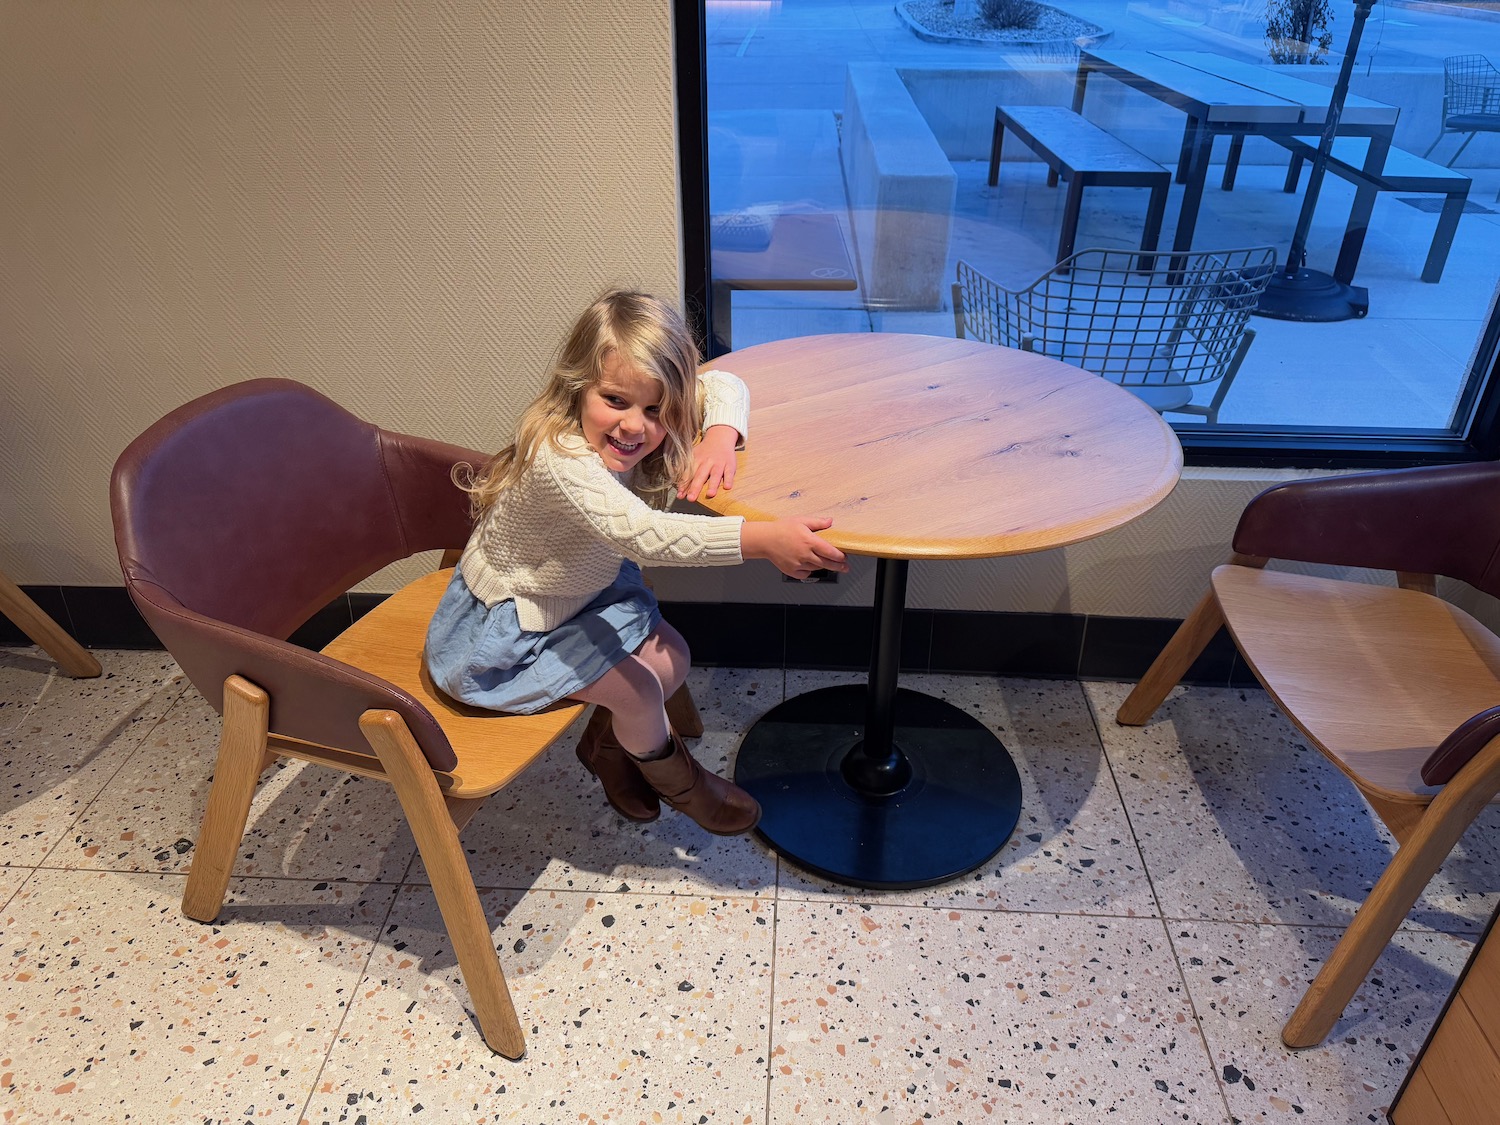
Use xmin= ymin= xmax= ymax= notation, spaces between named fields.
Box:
xmin=740 ymin=516 xmax=850 ymax=581
xmin=679 ymin=424 xmax=740 ymax=502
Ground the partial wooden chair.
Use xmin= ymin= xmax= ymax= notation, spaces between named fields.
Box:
xmin=109 ymin=378 xmax=588 ymax=1058
xmin=0 ymin=566 xmax=101 ymax=677
xmin=1118 ymin=461 xmax=1500 ymax=1048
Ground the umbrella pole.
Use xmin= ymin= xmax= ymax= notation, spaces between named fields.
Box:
xmin=1255 ymin=0 xmax=1378 ymax=322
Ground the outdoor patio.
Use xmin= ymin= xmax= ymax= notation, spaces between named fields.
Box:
xmin=706 ymin=0 xmax=1500 ymax=431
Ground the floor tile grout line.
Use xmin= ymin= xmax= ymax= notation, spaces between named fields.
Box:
xmin=297 ymin=876 xmax=408 ymax=1125
xmin=1078 ymin=680 xmax=1239 ymax=1123
xmin=763 ymin=872 xmax=780 ymax=1125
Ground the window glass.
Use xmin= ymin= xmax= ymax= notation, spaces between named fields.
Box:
xmin=701 ymin=0 xmax=1500 ymax=440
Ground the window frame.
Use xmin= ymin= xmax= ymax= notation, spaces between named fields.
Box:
xmin=672 ymin=0 xmax=1500 ymax=469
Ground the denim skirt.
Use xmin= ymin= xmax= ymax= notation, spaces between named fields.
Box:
xmin=424 ymin=561 xmax=661 ymax=715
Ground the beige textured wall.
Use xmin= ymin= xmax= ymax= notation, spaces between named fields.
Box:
xmin=1 ymin=0 xmax=1366 ymax=622
xmin=1 ymin=0 xmax=681 ymax=586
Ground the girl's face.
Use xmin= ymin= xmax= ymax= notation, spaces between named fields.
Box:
xmin=580 ymin=351 xmax=667 ymax=473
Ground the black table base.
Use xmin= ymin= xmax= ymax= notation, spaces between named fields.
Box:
xmin=733 ymin=683 xmax=1023 ymax=889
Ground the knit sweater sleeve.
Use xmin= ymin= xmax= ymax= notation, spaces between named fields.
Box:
xmin=542 ymin=442 xmax=744 ymax=566
xmin=699 ymin=368 xmax=750 ymax=445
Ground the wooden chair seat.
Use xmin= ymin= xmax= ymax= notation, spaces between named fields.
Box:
xmin=1214 ymin=565 xmax=1500 ymax=804
xmin=321 ymin=568 xmax=583 ymax=799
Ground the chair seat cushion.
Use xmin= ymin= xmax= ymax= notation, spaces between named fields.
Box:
xmin=1212 ymin=565 xmax=1500 ymax=801
xmin=1445 ymin=113 xmax=1500 ymax=131
xmin=321 ymin=568 xmax=584 ymax=798
xmin=1123 ymin=383 xmax=1196 ymax=413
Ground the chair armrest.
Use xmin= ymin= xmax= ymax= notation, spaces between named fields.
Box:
xmin=129 ymin=576 xmax=458 ymax=772
xmin=1423 ymin=704 xmax=1500 ymax=785
xmin=1232 ymin=461 xmax=1500 ymax=586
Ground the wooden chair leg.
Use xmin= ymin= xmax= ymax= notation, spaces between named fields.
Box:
xmin=1116 ymin=589 xmax=1225 ymax=725
xmin=1116 ymin=554 xmax=1267 ymax=726
xmin=0 ymin=567 xmax=101 ymax=678
xmin=182 ymin=675 xmax=271 ymax=922
xmin=1281 ymin=744 xmax=1500 ymax=1048
xmin=666 ymin=682 xmax=704 ymax=738
xmin=361 ymin=709 xmax=526 ymax=1059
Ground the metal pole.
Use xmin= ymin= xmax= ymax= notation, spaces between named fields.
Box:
xmin=1281 ymin=0 xmax=1376 ymax=276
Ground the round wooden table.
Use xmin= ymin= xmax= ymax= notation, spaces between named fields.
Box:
xmin=698 ymin=333 xmax=1182 ymax=888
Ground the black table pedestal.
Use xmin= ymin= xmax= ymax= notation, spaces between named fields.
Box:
xmin=732 ymin=559 xmax=1023 ymax=889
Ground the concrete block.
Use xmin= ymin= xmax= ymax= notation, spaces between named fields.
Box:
xmin=840 ymin=63 xmax=957 ymax=310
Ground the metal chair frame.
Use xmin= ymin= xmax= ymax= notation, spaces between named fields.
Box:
xmin=952 ymin=246 xmax=1277 ymax=425
xmin=1423 ymin=54 xmax=1500 ymax=167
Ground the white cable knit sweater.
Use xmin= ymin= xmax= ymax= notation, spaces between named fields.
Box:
xmin=458 ymin=369 xmax=751 ymax=632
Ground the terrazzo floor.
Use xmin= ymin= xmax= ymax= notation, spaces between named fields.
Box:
xmin=3 ymin=646 xmax=1498 ymax=1124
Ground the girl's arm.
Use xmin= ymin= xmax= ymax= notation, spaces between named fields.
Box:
xmin=740 ymin=516 xmax=849 ymax=581
xmin=546 ymin=441 xmax=847 ymax=579
xmin=682 ymin=369 xmax=750 ymax=502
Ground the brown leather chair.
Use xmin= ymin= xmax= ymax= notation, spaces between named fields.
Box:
xmin=109 ymin=378 xmax=588 ymax=1058
xmin=1118 ymin=461 xmax=1500 ymax=1048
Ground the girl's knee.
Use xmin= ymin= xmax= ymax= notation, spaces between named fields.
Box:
xmin=642 ymin=622 xmax=691 ymax=692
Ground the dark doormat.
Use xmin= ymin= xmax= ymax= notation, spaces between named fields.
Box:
xmin=1398 ymin=196 xmax=1495 ymax=215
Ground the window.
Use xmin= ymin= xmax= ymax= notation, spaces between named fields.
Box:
xmin=675 ymin=0 xmax=1500 ymax=465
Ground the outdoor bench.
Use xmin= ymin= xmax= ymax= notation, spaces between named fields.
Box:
xmin=1230 ymin=136 xmax=1471 ymax=283
xmin=988 ymin=104 xmax=1170 ymax=265
xmin=841 ymin=63 xmax=956 ymax=309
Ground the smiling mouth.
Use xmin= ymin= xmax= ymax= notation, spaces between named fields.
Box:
xmin=607 ymin=436 xmax=643 ymax=456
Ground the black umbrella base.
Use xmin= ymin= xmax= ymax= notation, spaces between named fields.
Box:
xmin=1253 ymin=267 xmax=1368 ymax=322
xmin=732 ymin=685 xmax=1023 ymax=889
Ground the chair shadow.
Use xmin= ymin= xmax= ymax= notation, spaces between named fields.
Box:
xmin=1156 ymin=688 xmax=1500 ymax=937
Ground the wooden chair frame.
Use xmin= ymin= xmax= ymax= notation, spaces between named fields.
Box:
xmin=0 ymin=566 xmax=101 ymax=677
xmin=1118 ymin=462 xmax=1500 ymax=1048
xmin=111 ymin=379 xmax=701 ymax=1058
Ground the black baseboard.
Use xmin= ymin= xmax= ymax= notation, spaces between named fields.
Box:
xmin=1 ymin=585 xmax=1258 ymax=687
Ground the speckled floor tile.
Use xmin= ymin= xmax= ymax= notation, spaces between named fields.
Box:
xmin=770 ymin=672 xmax=1154 ymax=917
xmin=1172 ymin=920 xmax=1476 ymax=1124
xmin=64 ymin=690 xmax=417 ymax=884
xmin=0 ymin=647 xmax=55 ymax=734
xmin=303 ymin=886 xmax=773 ymax=1124
xmin=1 ymin=652 xmax=185 ymax=867
xmin=1085 ymin=681 xmax=1500 ymax=934
xmin=0 ymin=867 xmax=394 ymax=1123
xmin=769 ymin=902 xmax=1227 ymax=1124
xmin=0 ymin=866 xmax=29 ymax=908
xmin=408 ymin=667 xmax=780 ymax=896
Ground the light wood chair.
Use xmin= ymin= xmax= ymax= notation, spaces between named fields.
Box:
xmin=1118 ymin=460 xmax=1500 ymax=1048
xmin=0 ymin=567 xmax=101 ymax=677
xmin=109 ymin=379 xmax=589 ymax=1058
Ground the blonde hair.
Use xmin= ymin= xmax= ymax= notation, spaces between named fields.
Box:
xmin=459 ymin=290 xmax=701 ymax=514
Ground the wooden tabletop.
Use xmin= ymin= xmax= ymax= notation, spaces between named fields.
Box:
xmin=697 ymin=334 xmax=1183 ymax=560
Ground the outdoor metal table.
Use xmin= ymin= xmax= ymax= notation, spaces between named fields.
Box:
xmin=697 ymin=333 xmax=1182 ymax=888
xmin=1073 ymin=48 xmax=1399 ymax=284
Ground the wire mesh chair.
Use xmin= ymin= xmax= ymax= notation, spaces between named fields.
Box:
xmin=1423 ymin=55 xmax=1500 ymax=167
xmin=952 ymin=246 xmax=1277 ymax=425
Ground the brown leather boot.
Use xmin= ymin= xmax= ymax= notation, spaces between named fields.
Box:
xmin=574 ymin=707 xmax=660 ymax=823
xmin=633 ymin=731 xmax=761 ymax=836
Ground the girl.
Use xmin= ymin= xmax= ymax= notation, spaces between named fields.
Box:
xmin=426 ymin=290 xmax=848 ymax=835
